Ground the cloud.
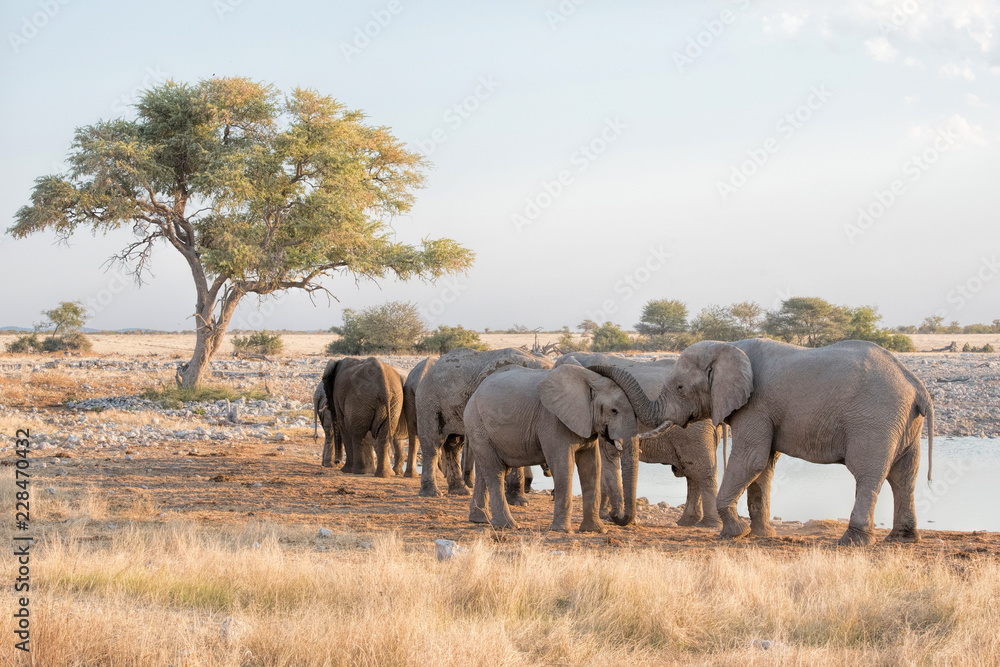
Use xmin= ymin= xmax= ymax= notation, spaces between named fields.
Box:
xmin=909 ymin=113 xmax=988 ymax=145
xmin=966 ymin=92 xmax=991 ymax=107
xmin=762 ymin=12 xmax=809 ymax=36
xmin=865 ymin=36 xmax=898 ymax=61
xmin=940 ymin=61 xmax=977 ymax=80
xmin=903 ymin=95 xmax=918 ymax=105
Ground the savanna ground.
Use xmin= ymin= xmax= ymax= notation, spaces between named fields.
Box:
xmin=1 ymin=333 xmax=999 ymax=665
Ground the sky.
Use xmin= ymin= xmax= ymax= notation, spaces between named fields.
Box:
xmin=1 ymin=0 xmax=998 ymax=332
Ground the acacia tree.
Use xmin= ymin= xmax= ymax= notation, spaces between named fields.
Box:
xmin=10 ymin=78 xmax=473 ymax=386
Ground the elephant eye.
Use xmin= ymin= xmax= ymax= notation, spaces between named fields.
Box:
xmin=611 ymin=408 xmax=618 ymax=415
xmin=677 ymin=384 xmax=684 ymax=392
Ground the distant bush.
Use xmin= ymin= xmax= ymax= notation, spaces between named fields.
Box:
xmin=327 ymin=301 xmax=426 ymax=355
xmin=141 ymin=384 xmax=269 ymax=409
xmin=504 ymin=324 xmax=530 ymax=334
xmin=962 ymin=342 xmax=995 ymax=353
xmin=6 ymin=334 xmax=42 ymax=354
xmin=41 ymin=332 xmax=93 ymax=352
xmin=631 ymin=332 xmax=701 ymax=352
xmin=419 ymin=325 xmax=488 ymax=355
xmin=557 ymin=326 xmax=588 ymax=353
xmin=590 ymin=323 xmax=632 ymax=352
xmin=232 ymin=330 xmax=283 ymax=355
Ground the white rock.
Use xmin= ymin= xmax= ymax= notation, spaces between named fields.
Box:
xmin=317 ymin=528 xmax=333 ymax=538
xmin=435 ymin=539 xmax=468 ymax=561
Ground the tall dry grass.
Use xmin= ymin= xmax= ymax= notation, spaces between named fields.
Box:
xmin=1 ymin=515 xmax=997 ymax=666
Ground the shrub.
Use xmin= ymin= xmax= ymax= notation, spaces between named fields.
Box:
xmin=327 ymin=302 xmax=426 ymax=355
xmin=41 ymin=332 xmax=93 ymax=352
xmin=632 ymin=332 xmax=701 ymax=352
xmin=504 ymin=324 xmax=530 ymax=334
xmin=962 ymin=342 xmax=995 ymax=353
xmin=419 ymin=325 xmax=488 ymax=355
xmin=141 ymin=384 xmax=269 ymax=409
xmin=590 ymin=323 xmax=632 ymax=352
xmin=557 ymin=326 xmax=588 ymax=352
xmin=634 ymin=299 xmax=688 ymax=336
xmin=6 ymin=333 xmax=42 ymax=354
xmin=232 ymin=330 xmax=283 ymax=355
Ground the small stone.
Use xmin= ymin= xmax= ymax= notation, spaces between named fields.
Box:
xmin=317 ymin=528 xmax=333 ymax=538
xmin=47 ymin=487 xmax=56 ymax=494
xmin=125 ymin=455 xmax=134 ymax=461
xmin=435 ymin=539 xmax=468 ymax=561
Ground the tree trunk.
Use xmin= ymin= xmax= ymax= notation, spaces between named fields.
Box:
xmin=177 ymin=289 xmax=242 ymax=388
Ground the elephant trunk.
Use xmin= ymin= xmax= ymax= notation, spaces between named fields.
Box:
xmin=610 ymin=435 xmax=639 ymax=526
xmin=600 ymin=438 xmax=624 ymax=519
xmin=590 ymin=365 xmax=666 ymax=428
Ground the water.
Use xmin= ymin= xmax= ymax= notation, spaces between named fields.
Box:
xmin=530 ymin=438 xmax=1000 ymax=532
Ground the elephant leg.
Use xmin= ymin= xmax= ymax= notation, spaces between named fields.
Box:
xmin=462 ymin=444 xmax=475 ymax=489
xmin=839 ymin=473 xmax=885 ymax=546
xmin=443 ymin=436 xmax=469 ymax=496
xmin=404 ymin=432 xmax=418 ymax=478
xmin=676 ymin=475 xmax=704 ymax=526
xmin=885 ymin=445 xmax=919 ymax=543
xmin=354 ymin=435 xmax=376 ymax=475
xmin=575 ymin=445 xmax=606 ymax=533
xmin=417 ymin=412 xmax=443 ymax=496
xmin=695 ymin=466 xmax=722 ymax=529
xmin=505 ymin=467 xmax=528 ymax=506
xmin=746 ymin=451 xmax=778 ymax=537
xmin=321 ymin=416 xmax=335 ymax=468
xmin=373 ymin=438 xmax=391 ymax=478
xmin=333 ymin=422 xmax=343 ymax=465
xmin=487 ymin=466 xmax=518 ymax=530
xmin=469 ymin=460 xmax=491 ymax=524
xmin=391 ymin=437 xmax=405 ymax=476
xmin=341 ymin=430 xmax=355 ymax=473
xmin=549 ymin=447 xmax=576 ymax=533
xmin=716 ymin=420 xmax=774 ymax=539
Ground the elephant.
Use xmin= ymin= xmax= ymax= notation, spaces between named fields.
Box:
xmin=322 ymin=357 xmax=409 ymax=477
xmin=416 ymin=347 xmax=553 ymax=497
xmin=465 ymin=364 xmax=640 ymax=532
xmin=402 ymin=357 xmax=435 ymax=478
xmin=594 ymin=338 xmax=934 ymax=546
xmin=555 ymin=352 xmax=726 ymax=528
xmin=313 ymin=360 xmax=342 ymax=466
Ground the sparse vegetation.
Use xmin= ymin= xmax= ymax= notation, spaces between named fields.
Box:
xmin=140 ymin=384 xmax=269 ymax=409
xmin=590 ymin=322 xmax=632 ymax=352
xmin=419 ymin=325 xmax=488 ymax=354
xmin=327 ymin=302 xmax=427 ymax=355
xmin=5 ymin=301 xmax=93 ymax=354
xmin=962 ymin=342 xmax=995 ymax=353
xmin=557 ymin=326 xmax=588 ymax=352
xmin=231 ymin=330 xmax=284 ymax=355
xmin=635 ymin=299 xmax=688 ymax=336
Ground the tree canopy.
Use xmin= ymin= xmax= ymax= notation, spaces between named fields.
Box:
xmin=634 ymin=299 xmax=688 ymax=336
xmin=10 ymin=77 xmax=474 ymax=385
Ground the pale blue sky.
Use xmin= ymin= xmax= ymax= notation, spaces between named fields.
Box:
xmin=1 ymin=0 xmax=998 ymax=332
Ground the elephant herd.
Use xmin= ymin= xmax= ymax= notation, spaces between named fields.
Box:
xmin=314 ymin=338 xmax=934 ymax=547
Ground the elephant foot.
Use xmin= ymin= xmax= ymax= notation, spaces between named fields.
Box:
xmin=549 ymin=523 xmax=573 ymax=534
xmin=448 ymin=485 xmax=471 ymax=497
xmin=695 ymin=517 xmax=723 ymax=529
xmin=469 ymin=504 xmax=490 ymax=524
xmin=676 ymin=514 xmax=702 ymax=527
xmin=403 ymin=469 xmax=416 ymax=478
xmin=719 ymin=516 xmax=751 ymax=539
xmin=885 ymin=526 xmax=920 ymax=544
xmin=321 ymin=461 xmax=333 ymax=468
xmin=374 ymin=468 xmax=391 ymax=479
xmin=463 ymin=475 xmax=474 ymax=488
xmin=491 ymin=518 xmax=520 ymax=530
xmin=418 ymin=483 xmax=442 ymax=498
xmin=599 ymin=510 xmax=612 ymax=522
xmin=750 ymin=523 xmax=777 ymax=538
xmin=839 ymin=525 xmax=877 ymax=547
xmin=578 ymin=519 xmax=606 ymax=534
xmin=506 ymin=494 xmax=529 ymax=507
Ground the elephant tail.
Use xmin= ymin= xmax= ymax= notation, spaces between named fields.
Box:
xmin=909 ymin=375 xmax=934 ymax=483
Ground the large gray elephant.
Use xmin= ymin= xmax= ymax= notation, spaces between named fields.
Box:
xmin=555 ymin=352 xmax=726 ymax=528
xmin=313 ymin=359 xmax=342 ymax=466
xmin=402 ymin=357 xmax=434 ymax=478
xmin=594 ymin=339 xmax=934 ymax=546
xmin=322 ymin=357 xmax=408 ymax=477
xmin=416 ymin=347 xmax=553 ymax=497
xmin=465 ymin=364 xmax=640 ymax=532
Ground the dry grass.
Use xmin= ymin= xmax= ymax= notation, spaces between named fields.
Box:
xmin=1 ymin=512 xmax=996 ymax=666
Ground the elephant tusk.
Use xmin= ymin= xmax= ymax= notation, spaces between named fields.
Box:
xmin=614 ymin=440 xmax=623 ymax=452
xmin=638 ymin=420 xmax=674 ymax=440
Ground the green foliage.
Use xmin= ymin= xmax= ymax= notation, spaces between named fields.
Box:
xmin=9 ymin=77 xmax=474 ymax=386
xmin=327 ymin=301 xmax=426 ymax=355
xmin=504 ymin=324 xmax=530 ymax=334
xmin=577 ymin=319 xmax=598 ymax=335
xmin=591 ymin=322 xmax=632 ymax=352
xmin=140 ymin=384 xmax=269 ymax=409
xmin=918 ymin=315 xmax=945 ymax=334
xmin=418 ymin=325 xmax=488 ymax=355
xmin=43 ymin=301 xmax=87 ymax=336
xmin=635 ymin=299 xmax=688 ymax=336
xmin=631 ymin=332 xmax=702 ymax=352
xmin=6 ymin=334 xmax=42 ymax=354
xmin=231 ymin=330 xmax=283 ymax=355
xmin=729 ymin=301 xmax=765 ymax=338
xmin=690 ymin=305 xmax=741 ymax=341
xmin=557 ymin=326 xmax=588 ymax=352
xmin=40 ymin=332 xmax=93 ymax=352
xmin=962 ymin=342 xmax=995 ymax=353
xmin=764 ymin=297 xmax=848 ymax=347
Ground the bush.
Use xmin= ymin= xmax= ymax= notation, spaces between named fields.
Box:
xmin=232 ymin=330 xmax=283 ymax=355
xmin=590 ymin=323 xmax=632 ymax=352
xmin=557 ymin=326 xmax=588 ymax=352
xmin=141 ymin=384 xmax=270 ymax=409
xmin=962 ymin=342 xmax=995 ymax=353
xmin=418 ymin=325 xmax=488 ymax=355
xmin=40 ymin=332 xmax=93 ymax=352
xmin=6 ymin=333 xmax=42 ymax=354
xmin=634 ymin=299 xmax=688 ymax=336
xmin=327 ymin=302 xmax=426 ymax=355
xmin=504 ymin=324 xmax=530 ymax=334
xmin=631 ymin=332 xmax=701 ymax=352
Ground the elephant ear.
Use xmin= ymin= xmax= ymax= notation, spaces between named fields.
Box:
xmin=707 ymin=344 xmax=753 ymax=426
xmin=538 ymin=365 xmax=594 ymax=439
xmin=557 ymin=356 xmax=584 ymax=367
